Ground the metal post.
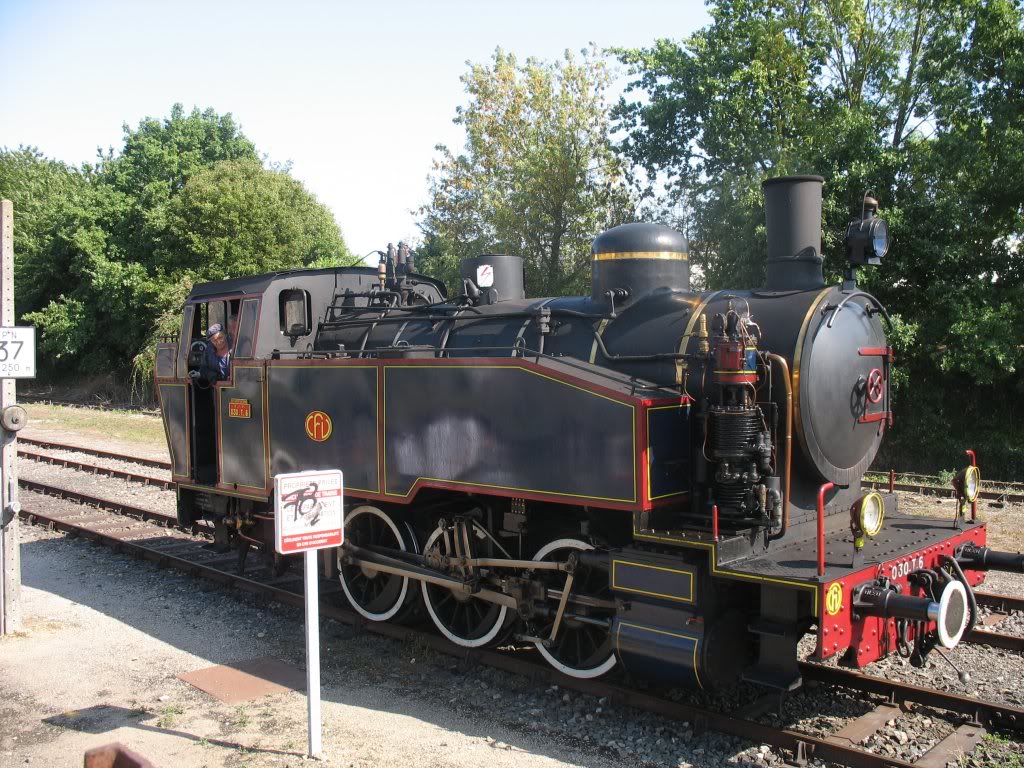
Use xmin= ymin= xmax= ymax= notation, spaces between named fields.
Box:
xmin=0 ymin=199 xmax=19 ymax=636
xmin=304 ymin=548 xmax=322 ymax=758
xmin=965 ymin=449 xmax=978 ymax=522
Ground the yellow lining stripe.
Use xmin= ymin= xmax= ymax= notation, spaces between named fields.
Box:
xmin=612 ymin=560 xmax=695 ymax=603
xmin=645 ymin=403 xmax=691 ymax=501
xmin=264 ymin=363 xmax=381 ymax=495
xmin=217 ymin=370 xmax=268 ymax=492
xmin=631 ymin=515 xmax=820 ymax=611
xmin=616 ymin=621 xmax=703 ymax=689
xmin=383 ymin=364 xmax=637 ymax=503
xmin=792 ymin=288 xmax=833 ymax=461
xmin=178 ymin=483 xmax=268 ymax=501
xmin=593 ymin=251 xmax=688 ymax=261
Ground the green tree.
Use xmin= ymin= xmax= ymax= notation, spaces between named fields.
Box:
xmin=420 ymin=48 xmax=635 ymax=297
xmin=156 ymin=157 xmax=353 ymax=280
xmin=13 ymin=106 xmax=352 ymax=388
xmin=616 ymin=0 xmax=1024 ymax=476
xmin=100 ymin=104 xmax=260 ymax=265
xmin=0 ymin=147 xmax=92 ymax=317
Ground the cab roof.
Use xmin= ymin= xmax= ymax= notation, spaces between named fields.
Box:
xmin=185 ymin=266 xmax=447 ymax=301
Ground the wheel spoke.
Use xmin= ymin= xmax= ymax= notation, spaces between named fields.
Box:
xmin=532 ymin=538 xmax=616 ymax=679
xmin=422 ymin=521 xmax=507 ymax=648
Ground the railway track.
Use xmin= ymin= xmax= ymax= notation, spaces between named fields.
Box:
xmin=19 ymin=436 xmax=172 ymax=471
xmin=19 ymin=443 xmax=1024 ymax=655
xmin=16 ymin=473 xmax=1024 ymax=768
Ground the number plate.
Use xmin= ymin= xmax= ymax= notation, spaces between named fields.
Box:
xmin=0 ymin=327 xmax=36 ymax=379
xmin=888 ymin=555 xmax=925 ymax=580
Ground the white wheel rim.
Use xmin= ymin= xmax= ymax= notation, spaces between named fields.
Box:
xmin=339 ymin=506 xmax=412 ymax=622
xmin=937 ymin=580 xmax=969 ymax=649
xmin=532 ymin=538 xmax=617 ymax=679
xmin=421 ymin=525 xmax=508 ymax=647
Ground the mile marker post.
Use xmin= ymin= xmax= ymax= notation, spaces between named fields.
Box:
xmin=1 ymin=199 xmax=33 ymax=637
xmin=274 ymin=469 xmax=344 ymax=759
xmin=0 ymin=199 xmax=33 ymax=638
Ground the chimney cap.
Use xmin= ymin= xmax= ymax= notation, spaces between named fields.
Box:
xmin=762 ymin=174 xmax=825 ymax=188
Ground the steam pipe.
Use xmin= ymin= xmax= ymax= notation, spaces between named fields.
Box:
xmin=766 ymin=353 xmax=792 ymax=542
xmin=817 ymin=482 xmax=835 ymax=576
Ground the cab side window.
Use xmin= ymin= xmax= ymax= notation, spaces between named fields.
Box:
xmin=279 ymin=289 xmax=311 ymax=338
xmin=234 ymin=299 xmax=259 ymax=359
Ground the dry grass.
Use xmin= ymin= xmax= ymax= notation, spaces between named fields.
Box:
xmin=22 ymin=403 xmax=165 ymax=448
xmin=897 ymin=493 xmax=1024 ymax=551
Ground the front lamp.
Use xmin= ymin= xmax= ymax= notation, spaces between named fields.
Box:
xmin=845 ymin=196 xmax=889 ymax=266
xmin=851 ymin=492 xmax=885 ymax=542
xmin=954 ymin=465 xmax=981 ymax=503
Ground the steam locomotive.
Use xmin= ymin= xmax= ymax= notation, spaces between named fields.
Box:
xmin=155 ymin=175 xmax=1022 ymax=690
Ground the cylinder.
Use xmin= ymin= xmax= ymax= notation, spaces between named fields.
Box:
xmin=762 ymin=175 xmax=825 ymax=291
xmin=591 ymin=222 xmax=689 ymax=303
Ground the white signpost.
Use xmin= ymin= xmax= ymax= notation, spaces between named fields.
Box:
xmin=274 ymin=469 xmax=344 ymax=760
xmin=1 ymin=200 xmax=31 ymax=638
xmin=0 ymin=326 xmax=36 ymax=380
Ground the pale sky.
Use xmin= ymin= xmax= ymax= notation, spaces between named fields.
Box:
xmin=0 ymin=0 xmax=709 ymax=259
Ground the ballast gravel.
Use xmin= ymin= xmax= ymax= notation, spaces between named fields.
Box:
xmin=7 ymin=436 xmax=1024 ymax=767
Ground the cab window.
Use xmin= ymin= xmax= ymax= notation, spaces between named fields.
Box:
xmin=279 ymin=289 xmax=311 ymax=337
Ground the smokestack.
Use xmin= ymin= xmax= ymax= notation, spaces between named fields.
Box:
xmin=762 ymin=175 xmax=826 ymax=291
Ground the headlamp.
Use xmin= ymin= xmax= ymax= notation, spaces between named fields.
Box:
xmin=845 ymin=196 xmax=889 ymax=266
xmin=954 ymin=465 xmax=981 ymax=503
xmin=851 ymin=492 xmax=885 ymax=541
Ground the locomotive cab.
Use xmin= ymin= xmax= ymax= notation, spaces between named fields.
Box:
xmin=154 ymin=266 xmax=447 ymax=528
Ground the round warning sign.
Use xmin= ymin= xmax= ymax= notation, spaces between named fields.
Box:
xmin=477 ymin=264 xmax=494 ymax=288
xmin=825 ymin=583 xmax=844 ymax=616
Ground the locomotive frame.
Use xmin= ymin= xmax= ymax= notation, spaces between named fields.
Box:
xmin=156 ymin=176 xmax=1021 ymax=691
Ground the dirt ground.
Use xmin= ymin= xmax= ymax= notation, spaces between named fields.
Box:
xmin=1 ymin=523 xmax=625 ymax=768
xmin=5 ymin=407 xmax=628 ymax=768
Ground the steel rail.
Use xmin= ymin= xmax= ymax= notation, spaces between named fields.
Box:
xmin=19 ymin=449 xmax=172 ymax=489
xmin=17 ymin=481 xmax=1024 ymax=768
xmin=799 ymin=663 xmax=1024 ymax=729
xmin=865 ymin=479 xmax=1024 ymax=505
xmin=19 ymin=437 xmax=172 ymax=471
xmin=21 ymin=451 xmax=1024 ymax=653
xmin=974 ymin=591 xmax=1024 ymax=613
xmin=966 ymin=627 xmax=1024 ymax=653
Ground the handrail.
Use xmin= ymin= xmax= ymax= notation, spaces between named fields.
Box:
xmin=766 ymin=353 xmax=792 ymax=542
xmin=817 ymin=482 xmax=835 ymax=577
xmin=824 ymin=291 xmax=892 ymax=331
